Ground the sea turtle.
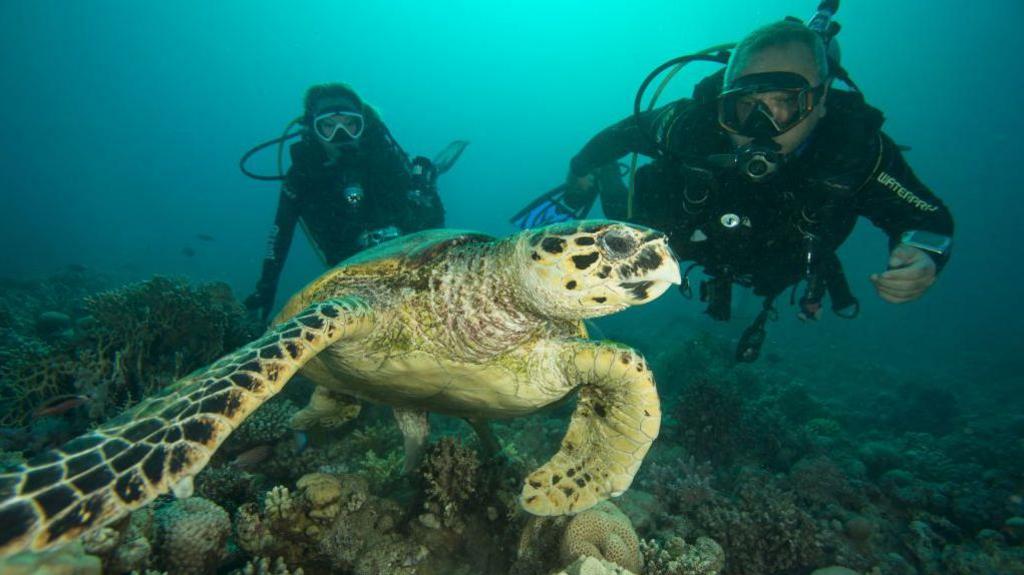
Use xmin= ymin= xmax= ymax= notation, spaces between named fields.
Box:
xmin=0 ymin=220 xmax=680 ymax=556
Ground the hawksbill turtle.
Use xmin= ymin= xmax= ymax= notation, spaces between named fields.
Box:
xmin=0 ymin=220 xmax=680 ymax=557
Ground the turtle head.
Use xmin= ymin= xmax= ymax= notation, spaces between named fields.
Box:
xmin=515 ymin=220 xmax=681 ymax=319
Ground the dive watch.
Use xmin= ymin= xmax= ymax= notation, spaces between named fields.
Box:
xmin=900 ymin=230 xmax=951 ymax=256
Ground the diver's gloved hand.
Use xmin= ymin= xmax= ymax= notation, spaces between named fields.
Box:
xmin=563 ymin=170 xmax=597 ymax=210
xmin=869 ymin=244 xmax=937 ymax=304
xmin=244 ymin=284 xmax=277 ymax=322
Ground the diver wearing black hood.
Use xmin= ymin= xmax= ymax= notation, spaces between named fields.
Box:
xmin=244 ymin=83 xmax=447 ymax=321
xmin=564 ymin=20 xmax=954 ymax=361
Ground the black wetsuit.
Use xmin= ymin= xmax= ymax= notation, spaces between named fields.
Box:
xmin=250 ymin=112 xmax=444 ymax=317
xmin=571 ymin=72 xmax=954 ymax=320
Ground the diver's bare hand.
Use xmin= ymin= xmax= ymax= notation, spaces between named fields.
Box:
xmin=869 ymin=244 xmax=936 ymax=303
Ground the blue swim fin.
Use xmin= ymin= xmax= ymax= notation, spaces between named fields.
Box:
xmin=510 ymin=184 xmax=597 ymax=229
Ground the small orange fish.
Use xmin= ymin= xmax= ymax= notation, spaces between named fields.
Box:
xmin=33 ymin=394 xmax=91 ymax=419
xmin=231 ymin=445 xmax=273 ymax=470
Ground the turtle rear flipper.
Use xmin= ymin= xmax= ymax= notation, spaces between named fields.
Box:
xmin=0 ymin=297 xmax=374 ymax=557
xmin=520 ymin=341 xmax=661 ymax=516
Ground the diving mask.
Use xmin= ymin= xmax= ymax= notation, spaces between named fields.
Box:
xmin=312 ymin=109 xmax=365 ymax=143
xmin=718 ymin=71 xmax=826 ymax=138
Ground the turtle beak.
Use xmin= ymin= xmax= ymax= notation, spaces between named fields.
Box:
xmin=616 ymin=236 xmax=681 ymax=304
xmin=639 ymin=238 xmax=681 ymax=297
xmin=647 ymin=252 xmax=682 ymax=286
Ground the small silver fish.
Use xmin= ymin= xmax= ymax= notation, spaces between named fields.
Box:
xmin=33 ymin=394 xmax=91 ymax=419
xmin=230 ymin=445 xmax=273 ymax=470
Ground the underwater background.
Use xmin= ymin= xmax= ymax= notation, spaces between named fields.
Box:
xmin=1 ymin=1 xmax=1023 ymax=574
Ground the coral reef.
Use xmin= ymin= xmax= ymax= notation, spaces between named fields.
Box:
xmin=420 ymin=436 xmax=480 ymax=529
xmin=235 ymin=472 xmax=429 ymax=575
xmin=76 ymin=277 xmax=260 ymax=420
xmin=514 ymin=501 xmax=641 ymax=575
xmin=237 ymin=556 xmax=306 ymax=575
xmin=554 ymin=555 xmax=637 ymax=575
xmin=0 ymin=276 xmax=258 ymax=431
xmin=3 ymin=285 xmax=1023 ymax=574
xmin=152 ymin=497 xmax=231 ymax=575
xmin=560 ymin=502 xmax=643 ymax=573
xmin=640 ymin=536 xmax=725 ymax=575
xmin=229 ymin=398 xmax=300 ymax=450
xmin=195 ymin=465 xmax=262 ymax=509
xmin=81 ymin=508 xmax=155 ymax=574
xmin=689 ymin=471 xmax=823 ymax=575
xmin=671 ymin=378 xmax=746 ymax=465
xmin=81 ymin=497 xmax=230 ymax=575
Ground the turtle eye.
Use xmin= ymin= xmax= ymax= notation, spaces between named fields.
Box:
xmin=599 ymin=230 xmax=637 ymax=259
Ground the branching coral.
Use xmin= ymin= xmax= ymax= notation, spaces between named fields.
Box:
xmin=357 ymin=450 xmax=404 ymax=493
xmin=78 ymin=277 xmax=259 ymax=418
xmin=641 ymin=536 xmax=725 ymax=575
xmin=0 ymin=276 xmax=258 ymax=429
xmin=687 ymin=471 xmax=822 ymax=575
xmin=0 ymin=334 xmax=71 ymax=427
xmin=420 ymin=436 xmax=480 ymax=529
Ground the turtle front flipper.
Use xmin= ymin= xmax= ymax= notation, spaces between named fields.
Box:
xmin=520 ymin=340 xmax=660 ymax=516
xmin=0 ymin=297 xmax=374 ymax=557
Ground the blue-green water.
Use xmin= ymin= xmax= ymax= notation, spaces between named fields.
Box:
xmin=2 ymin=1 xmax=1021 ymax=377
xmin=1 ymin=2 xmax=1022 ymax=573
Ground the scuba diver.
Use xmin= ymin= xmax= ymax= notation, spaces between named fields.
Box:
xmin=241 ymin=82 xmax=469 ymax=321
xmin=513 ymin=2 xmax=954 ymax=362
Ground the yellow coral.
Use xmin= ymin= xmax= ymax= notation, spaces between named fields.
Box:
xmin=297 ymin=473 xmax=344 ymax=520
xmin=265 ymin=486 xmax=297 ymax=522
xmin=559 ymin=501 xmax=642 ymax=574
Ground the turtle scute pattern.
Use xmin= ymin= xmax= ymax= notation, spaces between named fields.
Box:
xmin=0 ymin=297 xmax=373 ymax=557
